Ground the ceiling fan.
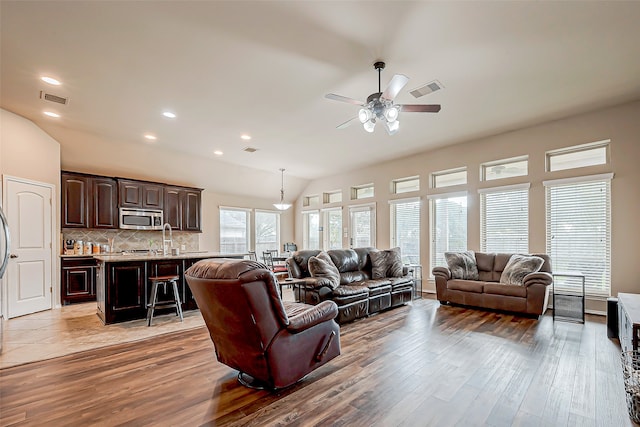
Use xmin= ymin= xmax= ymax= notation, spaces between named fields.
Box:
xmin=325 ymin=61 xmax=441 ymax=135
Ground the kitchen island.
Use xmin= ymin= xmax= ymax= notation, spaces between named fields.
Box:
xmin=95 ymin=252 xmax=249 ymax=324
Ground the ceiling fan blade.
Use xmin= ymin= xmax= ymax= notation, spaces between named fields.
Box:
xmin=336 ymin=116 xmax=358 ymax=129
xmin=325 ymin=93 xmax=364 ymax=105
xmin=381 ymin=74 xmax=409 ymax=101
xmin=399 ymin=104 xmax=441 ymax=113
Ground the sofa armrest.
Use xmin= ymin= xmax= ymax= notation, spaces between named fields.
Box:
xmin=432 ymin=266 xmax=451 ymax=280
xmin=523 ymin=271 xmax=553 ymax=287
xmin=287 ymin=301 xmax=338 ymax=333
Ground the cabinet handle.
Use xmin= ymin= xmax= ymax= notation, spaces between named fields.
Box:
xmin=10 ymin=254 xmax=18 ymax=259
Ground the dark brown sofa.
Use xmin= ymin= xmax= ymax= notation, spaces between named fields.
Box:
xmin=286 ymin=247 xmax=414 ymax=324
xmin=432 ymin=252 xmax=553 ymax=317
xmin=185 ymin=258 xmax=340 ymax=389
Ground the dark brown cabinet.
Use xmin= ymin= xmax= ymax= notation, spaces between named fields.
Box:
xmin=147 ymin=260 xmax=189 ymax=311
xmin=118 ymin=179 xmax=164 ymax=210
xmin=61 ymin=257 xmax=97 ymax=304
xmin=62 ymin=173 xmax=89 ymax=228
xmin=90 ymin=177 xmax=118 ymax=228
xmin=102 ymin=262 xmax=147 ymax=324
xmin=163 ymin=186 xmax=202 ymax=232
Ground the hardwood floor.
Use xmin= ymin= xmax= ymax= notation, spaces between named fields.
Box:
xmin=0 ymin=299 xmax=633 ymax=426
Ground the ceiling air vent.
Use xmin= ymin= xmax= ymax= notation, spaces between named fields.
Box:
xmin=410 ymin=80 xmax=443 ymax=98
xmin=243 ymin=147 xmax=258 ymax=153
xmin=40 ymin=91 xmax=69 ymax=105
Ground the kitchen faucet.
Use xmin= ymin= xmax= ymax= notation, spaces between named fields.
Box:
xmin=162 ymin=223 xmax=173 ymax=255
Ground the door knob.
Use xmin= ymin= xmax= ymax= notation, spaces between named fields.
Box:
xmin=10 ymin=254 xmax=18 ymax=258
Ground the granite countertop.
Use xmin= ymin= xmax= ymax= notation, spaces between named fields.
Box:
xmin=62 ymin=252 xmax=250 ymax=262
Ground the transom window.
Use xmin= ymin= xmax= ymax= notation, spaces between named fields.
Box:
xmin=323 ymin=190 xmax=342 ymax=204
xmin=482 ymin=157 xmax=528 ymax=181
xmin=546 ymin=140 xmax=609 ymax=172
xmin=392 ymin=176 xmax=420 ymax=194
xmin=431 ymin=168 xmax=467 ymax=188
xmin=303 ymin=195 xmax=320 ymax=207
xmin=351 ymin=184 xmax=374 ymax=200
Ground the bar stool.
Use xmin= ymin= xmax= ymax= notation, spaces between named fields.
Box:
xmin=147 ymin=275 xmax=184 ymax=326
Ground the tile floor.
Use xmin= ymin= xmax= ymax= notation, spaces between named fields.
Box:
xmin=0 ymin=287 xmax=297 ymax=369
xmin=0 ymin=303 xmax=205 ymax=369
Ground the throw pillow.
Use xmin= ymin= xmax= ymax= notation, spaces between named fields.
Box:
xmin=308 ymin=251 xmax=340 ymax=289
xmin=499 ymin=254 xmax=545 ymax=286
xmin=370 ymin=247 xmax=403 ymax=279
xmin=445 ymin=251 xmax=479 ymax=280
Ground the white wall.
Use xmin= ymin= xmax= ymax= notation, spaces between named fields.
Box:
xmin=295 ymin=100 xmax=640 ymax=312
xmin=0 ymin=109 xmax=62 ymax=314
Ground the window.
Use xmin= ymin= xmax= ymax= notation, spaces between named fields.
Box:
xmin=390 ymin=198 xmax=421 ymax=264
xmin=323 ymin=190 xmax=342 ymax=204
xmin=482 ymin=157 xmax=528 ymax=181
xmin=255 ymin=210 xmax=280 ymax=256
xmin=479 ymin=184 xmax=529 ymax=253
xmin=302 ymin=210 xmax=320 ymax=250
xmin=303 ymin=195 xmax=320 ymax=207
xmin=351 ymin=184 xmax=374 ymax=200
xmin=219 ymin=207 xmax=250 ymax=253
xmin=323 ymin=208 xmax=343 ymax=250
xmin=432 ymin=168 xmax=467 ymax=188
xmin=349 ymin=204 xmax=376 ymax=247
xmin=545 ymin=173 xmax=612 ymax=296
xmin=392 ymin=176 xmax=420 ymax=194
xmin=547 ymin=141 xmax=609 ymax=172
xmin=429 ymin=193 xmax=467 ymax=273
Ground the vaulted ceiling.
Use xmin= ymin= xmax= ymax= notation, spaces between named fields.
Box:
xmin=2 ymin=1 xmax=640 ymax=182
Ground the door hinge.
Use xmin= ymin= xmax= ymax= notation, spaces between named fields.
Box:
xmin=50 ymin=286 xmax=53 ymax=293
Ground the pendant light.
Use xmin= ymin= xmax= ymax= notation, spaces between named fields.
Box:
xmin=273 ymin=168 xmax=291 ymax=211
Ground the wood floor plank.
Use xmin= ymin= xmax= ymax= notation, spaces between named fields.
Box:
xmin=0 ymin=299 xmax=632 ymax=426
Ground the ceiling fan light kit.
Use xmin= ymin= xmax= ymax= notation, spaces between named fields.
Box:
xmin=325 ymin=60 xmax=441 ymax=135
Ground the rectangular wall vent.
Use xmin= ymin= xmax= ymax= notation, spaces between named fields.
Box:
xmin=40 ymin=91 xmax=69 ymax=105
xmin=243 ymin=147 xmax=258 ymax=153
xmin=410 ymin=80 xmax=443 ymax=98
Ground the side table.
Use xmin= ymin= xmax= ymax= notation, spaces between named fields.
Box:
xmin=407 ymin=264 xmax=423 ymax=300
xmin=552 ymin=271 xmax=586 ymax=323
xmin=277 ymin=277 xmax=307 ymax=301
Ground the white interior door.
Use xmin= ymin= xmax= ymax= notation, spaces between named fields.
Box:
xmin=5 ymin=178 xmax=53 ymax=318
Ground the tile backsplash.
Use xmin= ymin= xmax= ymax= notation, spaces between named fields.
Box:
xmin=62 ymin=229 xmax=199 ymax=253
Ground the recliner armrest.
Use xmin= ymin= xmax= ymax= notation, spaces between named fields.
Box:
xmin=287 ymin=301 xmax=339 ymax=333
xmin=432 ymin=266 xmax=451 ymax=280
xmin=523 ymin=271 xmax=553 ymax=287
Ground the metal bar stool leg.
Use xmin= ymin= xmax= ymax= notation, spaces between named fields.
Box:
xmin=147 ymin=280 xmax=159 ymax=326
xmin=171 ymin=279 xmax=184 ymax=322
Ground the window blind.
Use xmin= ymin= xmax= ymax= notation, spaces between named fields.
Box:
xmin=219 ymin=208 xmax=250 ymax=253
xmin=430 ymin=195 xmax=467 ymax=273
xmin=390 ymin=199 xmax=421 ymax=264
xmin=545 ymin=178 xmax=611 ymax=296
xmin=480 ymin=186 xmax=529 ymax=253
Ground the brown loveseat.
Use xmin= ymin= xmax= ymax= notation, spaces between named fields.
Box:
xmin=432 ymin=252 xmax=553 ymax=317
xmin=286 ymin=247 xmax=414 ymax=324
xmin=185 ymin=258 xmax=341 ymax=389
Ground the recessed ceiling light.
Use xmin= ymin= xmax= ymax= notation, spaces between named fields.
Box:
xmin=213 ymin=150 xmax=223 ymax=156
xmin=162 ymin=111 xmax=176 ymax=119
xmin=41 ymin=76 xmax=61 ymax=86
xmin=144 ymin=134 xmax=157 ymax=141
xmin=43 ymin=111 xmax=60 ymax=118
xmin=240 ymin=134 xmax=251 ymax=140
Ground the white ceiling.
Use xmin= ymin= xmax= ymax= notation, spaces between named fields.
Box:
xmin=2 ymin=1 xmax=640 ymax=181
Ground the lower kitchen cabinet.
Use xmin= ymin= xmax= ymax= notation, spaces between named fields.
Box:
xmin=100 ymin=261 xmax=147 ymax=324
xmin=61 ymin=257 xmax=97 ymax=305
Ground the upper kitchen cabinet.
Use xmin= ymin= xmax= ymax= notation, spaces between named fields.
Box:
xmin=163 ymin=186 xmax=202 ymax=232
xmin=62 ymin=172 xmax=89 ymax=228
xmin=62 ymin=172 xmax=118 ymax=229
xmin=118 ymin=179 xmax=164 ymax=210
xmin=90 ymin=177 xmax=118 ymax=228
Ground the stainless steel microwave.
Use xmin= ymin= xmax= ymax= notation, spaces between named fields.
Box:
xmin=119 ymin=208 xmax=163 ymax=230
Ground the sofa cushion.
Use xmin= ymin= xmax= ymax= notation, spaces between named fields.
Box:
xmin=331 ymin=284 xmax=369 ymax=297
xmin=447 ymin=279 xmax=484 ymax=293
xmin=370 ymin=247 xmax=403 ymax=279
xmin=445 ymin=251 xmax=479 ymax=280
xmin=328 ymin=249 xmax=360 ymax=273
xmin=499 ymin=254 xmax=545 ymax=286
xmin=340 ymin=271 xmax=368 ymax=285
xmin=308 ymin=252 xmax=340 ymax=289
xmin=483 ymin=283 xmax=528 ymax=298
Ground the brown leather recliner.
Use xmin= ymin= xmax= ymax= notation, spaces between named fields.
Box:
xmin=185 ymin=258 xmax=340 ymax=389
